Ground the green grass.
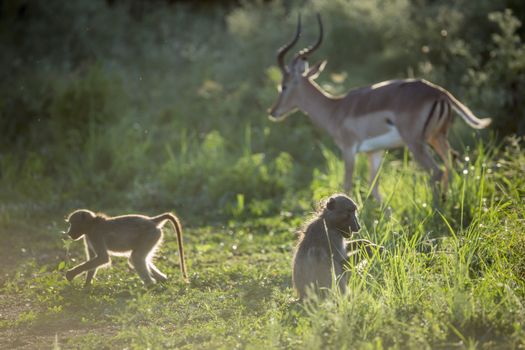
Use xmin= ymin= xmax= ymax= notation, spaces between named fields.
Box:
xmin=1 ymin=137 xmax=524 ymax=349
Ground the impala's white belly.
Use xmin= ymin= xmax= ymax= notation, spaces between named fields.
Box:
xmin=357 ymin=126 xmax=404 ymax=153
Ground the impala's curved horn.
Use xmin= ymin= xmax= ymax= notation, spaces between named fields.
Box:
xmin=277 ymin=14 xmax=302 ymax=75
xmin=295 ymin=14 xmax=323 ymax=62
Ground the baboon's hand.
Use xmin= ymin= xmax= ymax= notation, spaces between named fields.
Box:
xmin=65 ymin=269 xmax=75 ymax=282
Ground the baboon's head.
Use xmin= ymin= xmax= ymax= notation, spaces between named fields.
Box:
xmin=65 ymin=209 xmax=96 ymax=240
xmin=323 ymin=194 xmax=360 ymax=237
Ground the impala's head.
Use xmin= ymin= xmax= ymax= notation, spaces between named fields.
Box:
xmin=268 ymin=14 xmax=326 ymax=122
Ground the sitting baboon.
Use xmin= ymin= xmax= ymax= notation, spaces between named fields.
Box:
xmin=292 ymin=194 xmax=361 ymax=300
xmin=64 ymin=209 xmax=188 ymax=287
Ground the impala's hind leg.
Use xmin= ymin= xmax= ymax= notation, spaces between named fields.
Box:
xmin=428 ymin=135 xmax=453 ymax=192
xmin=407 ymin=141 xmax=443 ymax=208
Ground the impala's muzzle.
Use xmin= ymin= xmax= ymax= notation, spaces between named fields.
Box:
xmin=268 ymin=113 xmax=286 ymax=122
xmin=268 ymin=104 xmax=296 ymax=122
xmin=268 ymin=105 xmax=285 ymax=122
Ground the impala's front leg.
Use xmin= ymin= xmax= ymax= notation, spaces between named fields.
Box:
xmin=367 ymin=150 xmax=384 ymax=202
xmin=343 ymin=148 xmax=357 ymax=193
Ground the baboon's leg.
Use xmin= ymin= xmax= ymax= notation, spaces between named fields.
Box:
xmin=84 ymin=247 xmax=98 ymax=286
xmin=367 ymin=150 xmax=384 ymax=202
xmin=148 ymin=263 xmax=167 ymax=282
xmin=407 ymin=141 xmax=443 ymax=207
xmin=292 ymin=255 xmax=307 ymax=300
xmin=130 ymin=230 xmax=162 ymax=286
xmin=317 ymin=260 xmax=338 ymax=298
xmin=66 ymin=240 xmax=110 ymax=282
xmin=297 ymin=286 xmax=307 ymax=301
xmin=130 ymin=251 xmax=154 ymax=286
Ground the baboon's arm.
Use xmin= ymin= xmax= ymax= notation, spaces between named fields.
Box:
xmin=83 ymin=246 xmax=98 ymax=286
xmin=66 ymin=238 xmax=110 ymax=281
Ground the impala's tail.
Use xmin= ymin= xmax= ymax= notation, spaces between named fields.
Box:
xmin=151 ymin=213 xmax=188 ymax=283
xmin=447 ymin=92 xmax=492 ymax=129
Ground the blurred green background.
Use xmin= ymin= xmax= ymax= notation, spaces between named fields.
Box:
xmin=1 ymin=0 xmax=524 ymax=220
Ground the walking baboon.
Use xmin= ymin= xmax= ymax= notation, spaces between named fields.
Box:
xmin=64 ymin=209 xmax=188 ymax=287
xmin=292 ymin=194 xmax=361 ymax=300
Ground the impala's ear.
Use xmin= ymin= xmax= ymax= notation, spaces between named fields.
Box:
xmin=305 ymin=60 xmax=326 ymax=79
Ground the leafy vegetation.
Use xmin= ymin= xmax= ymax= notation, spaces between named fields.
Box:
xmin=0 ymin=1 xmax=524 ymax=348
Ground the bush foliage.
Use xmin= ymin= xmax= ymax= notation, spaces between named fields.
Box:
xmin=1 ymin=0 xmax=523 ymax=218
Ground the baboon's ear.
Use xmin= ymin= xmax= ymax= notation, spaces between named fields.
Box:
xmin=327 ymin=197 xmax=336 ymax=211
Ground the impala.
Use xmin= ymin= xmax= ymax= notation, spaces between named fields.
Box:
xmin=268 ymin=15 xmax=491 ymax=204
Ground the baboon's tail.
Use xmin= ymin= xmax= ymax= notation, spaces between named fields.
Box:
xmin=446 ymin=92 xmax=492 ymax=129
xmin=151 ymin=213 xmax=189 ymax=282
